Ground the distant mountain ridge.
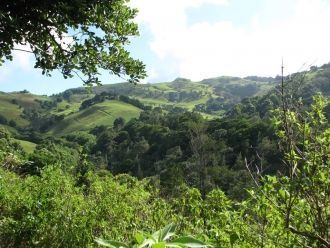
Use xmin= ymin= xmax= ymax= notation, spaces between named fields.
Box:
xmin=0 ymin=63 xmax=329 ymax=139
xmin=60 ymin=74 xmax=276 ymax=114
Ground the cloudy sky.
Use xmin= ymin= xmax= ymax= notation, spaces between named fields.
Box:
xmin=1 ymin=0 xmax=330 ymax=94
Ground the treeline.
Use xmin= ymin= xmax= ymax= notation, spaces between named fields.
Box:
xmin=0 ymin=114 xmax=16 ymax=127
xmin=80 ymin=91 xmax=150 ymax=111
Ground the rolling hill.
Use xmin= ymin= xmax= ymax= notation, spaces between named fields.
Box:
xmin=0 ymin=76 xmax=273 ymax=138
xmin=0 ymin=91 xmax=41 ymax=127
xmin=1 ymin=62 xmax=329 ymax=140
xmin=47 ymin=100 xmax=143 ymax=136
xmin=60 ymin=76 xmax=276 ymax=115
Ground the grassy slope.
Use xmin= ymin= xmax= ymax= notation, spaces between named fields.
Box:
xmin=110 ymin=76 xmax=267 ymax=98
xmin=0 ymin=92 xmax=49 ymax=127
xmin=49 ymin=77 xmax=274 ymax=131
xmin=0 ymin=76 xmax=276 ymax=136
xmin=50 ymin=93 xmax=93 ymax=117
xmin=3 ymin=65 xmax=329 ymax=140
xmin=48 ymin=100 xmax=142 ymax=136
xmin=15 ymin=139 xmax=37 ymax=154
xmin=50 ymin=100 xmax=82 ymax=116
xmin=131 ymin=78 xmax=272 ymax=112
xmin=0 ymin=93 xmax=27 ymax=126
xmin=0 ymin=124 xmax=19 ymax=136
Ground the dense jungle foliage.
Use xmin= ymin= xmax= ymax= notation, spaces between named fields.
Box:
xmin=0 ymin=74 xmax=329 ymax=246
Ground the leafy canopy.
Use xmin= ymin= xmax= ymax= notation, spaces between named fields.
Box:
xmin=0 ymin=0 xmax=146 ymax=84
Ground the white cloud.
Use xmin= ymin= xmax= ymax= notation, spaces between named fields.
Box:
xmin=0 ymin=44 xmax=34 ymax=84
xmin=12 ymin=44 xmax=34 ymax=72
xmin=132 ymin=0 xmax=330 ymax=80
xmin=0 ymin=66 xmax=10 ymax=84
xmin=147 ymin=67 xmax=158 ymax=80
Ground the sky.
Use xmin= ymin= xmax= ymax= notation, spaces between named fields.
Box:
xmin=1 ymin=0 xmax=330 ymax=95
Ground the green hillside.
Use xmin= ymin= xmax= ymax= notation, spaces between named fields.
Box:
xmin=227 ymin=65 xmax=330 ymax=118
xmin=92 ymin=76 xmax=273 ymax=104
xmin=47 ymin=100 xmax=142 ymax=135
xmin=61 ymin=76 xmax=275 ymax=116
xmin=0 ymin=91 xmax=53 ymax=128
xmin=1 ymin=63 xmax=329 ymax=139
xmin=0 ymin=92 xmax=30 ymax=127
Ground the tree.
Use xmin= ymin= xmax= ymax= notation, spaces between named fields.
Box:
xmin=156 ymin=146 xmax=185 ymax=197
xmin=0 ymin=114 xmax=8 ymax=125
xmin=188 ymin=122 xmax=216 ymax=199
xmin=0 ymin=0 xmax=146 ymax=85
xmin=94 ymin=129 xmax=116 ymax=169
xmin=113 ymin=117 xmax=125 ymax=131
xmin=272 ymin=94 xmax=330 ymax=247
xmin=8 ymin=120 xmax=17 ymax=127
xmin=133 ymin=137 xmax=149 ymax=178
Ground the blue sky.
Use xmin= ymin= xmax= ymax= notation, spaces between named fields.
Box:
xmin=1 ymin=0 xmax=330 ymax=95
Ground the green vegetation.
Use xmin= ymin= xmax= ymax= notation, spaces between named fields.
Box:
xmin=3 ymin=62 xmax=328 ymax=138
xmin=89 ymin=76 xmax=273 ymax=114
xmin=0 ymin=91 xmax=328 ymax=247
xmin=0 ymin=72 xmax=276 ymax=136
xmin=0 ymin=64 xmax=329 ymax=247
xmin=48 ymin=100 xmax=142 ymax=135
xmin=15 ymin=139 xmax=37 ymax=154
xmin=96 ymin=223 xmax=211 ymax=247
xmin=0 ymin=92 xmax=29 ymax=127
xmin=0 ymin=0 xmax=146 ymax=84
xmin=3 ymin=2 xmax=329 ymax=245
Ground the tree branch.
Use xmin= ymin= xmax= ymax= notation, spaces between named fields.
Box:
xmin=288 ymin=226 xmax=330 ymax=247
xmin=12 ymin=48 xmax=34 ymax=54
